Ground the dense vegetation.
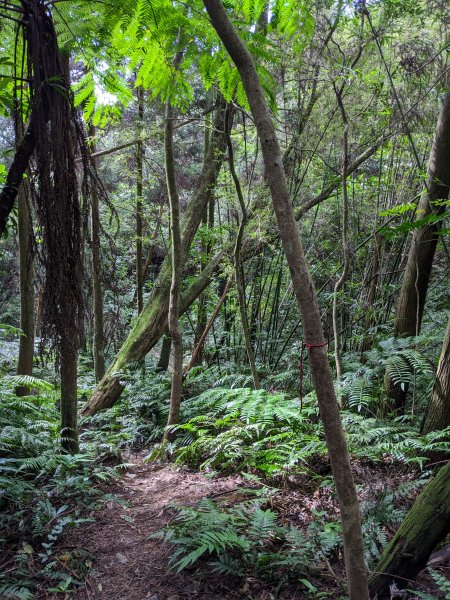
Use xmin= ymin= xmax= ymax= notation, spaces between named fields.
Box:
xmin=0 ymin=0 xmax=449 ymax=598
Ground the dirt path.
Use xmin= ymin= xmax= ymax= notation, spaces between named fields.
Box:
xmin=65 ymin=458 xmax=246 ymax=600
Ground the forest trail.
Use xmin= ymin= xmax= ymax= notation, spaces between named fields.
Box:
xmin=64 ymin=457 xmax=247 ymax=600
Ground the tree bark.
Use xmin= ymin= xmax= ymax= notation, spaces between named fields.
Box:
xmin=15 ymin=119 xmax=35 ymax=395
xmin=184 ymin=278 xmax=231 ymax=375
xmin=226 ymin=106 xmax=260 ymax=389
xmin=369 ymin=461 xmax=450 ymax=598
xmin=89 ymin=123 xmax=106 ymax=382
xmin=332 ymin=89 xmax=350 ymax=387
xmin=385 ymin=92 xmax=450 ymax=412
xmin=60 ymin=344 xmax=79 ymax=454
xmin=82 ymin=101 xmax=228 ymax=416
xmin=164 ymin=89 xmax=184 ymax=439
xmin=136 ymin=86 xmax=145 ymax=315
xmin=0 ymin=118 xmax=36 ymax=236
xmin=202 ymin=2 xmax=369 ymax=598
xmin=421 ymin=314 xmax=450 ymax=437
xmin=157 ymin=334 xmax=172 ymax=371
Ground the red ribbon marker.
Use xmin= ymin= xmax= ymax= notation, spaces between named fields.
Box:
xmin=299 ymin=340 xmax=328 ymax=411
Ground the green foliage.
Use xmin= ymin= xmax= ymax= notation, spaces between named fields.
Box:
xmin=342 ymin=336 xmax=434 ymax=414
xmin=168 ymin=387 xmax=326 ymax=476
xmin=0 ymin=373 xmax=121 ymax=597
xmin=155 ymin=487 xmax=341 ymax=586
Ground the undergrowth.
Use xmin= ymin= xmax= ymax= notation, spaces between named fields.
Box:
xmin=0 ymin=374 xmax=125 ymax=599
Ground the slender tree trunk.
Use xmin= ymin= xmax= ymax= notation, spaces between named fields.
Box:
xmin=193 ymin=110 xmax=213 ymax=365
xmin=360 ymin=234 xmax=382 ymax=356
xmin=157 ymin=334 xmax=172 ymax=371
xmin=421 ymin=314 xmax=450 ymax=437
xmin=89 ymin=123 xmax=106 ymax=382
xmin=226 ymin=107 xmax=260 ymax=389
xmin=332 ymin=89 xmax=350 ymax=387
xmin=184 ymin=278 xmax=231 ymax=375
xmin=16 ymin=150 xmax=35 ymax=395
xmin=385 ymin=92 xmax=450 ymax=412
xmin=82 ymin=101 xmax=228 ymax=416
xmin=60 ymin=344 xmax=79 ymax=453
xmin=0 ymin=117 xmax=35 ymax=236
xmin=369 ymin=460 xmax=450 ymax=599
xmin=164 ymin=92 xmax=183 ymax=439
xmin=82 ymin=95 xmax=379 ymax=416
xmin=202 ymin=3 xmax=369 ymax=597
xmin=136 ymin=87 xmax=145 ymax=315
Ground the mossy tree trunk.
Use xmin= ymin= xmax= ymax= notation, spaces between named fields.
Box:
xmin=421 ymin=314 xmax=450 ymax=438
xmin=369 ymin=460 xmax=450 ymax=598
xmin=202 ymin=2 xmax=369 ymax=597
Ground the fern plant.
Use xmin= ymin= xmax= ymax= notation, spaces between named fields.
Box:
xmin=156 ymin=487 xmax=341 ymax=587
xmin=342 ymin=336 xmax=435 ymax=415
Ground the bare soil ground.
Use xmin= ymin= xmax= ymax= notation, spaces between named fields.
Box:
xmin=50 ymin=456 xmax=449 ymax=600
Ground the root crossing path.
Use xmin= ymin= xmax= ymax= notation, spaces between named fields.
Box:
xmin=65 ymin=458 xmax=246 ymax=600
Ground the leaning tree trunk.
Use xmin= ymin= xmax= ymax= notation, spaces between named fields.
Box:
xmin=82 ymin=101 xmax=228 ymax=416
xmin=385 ymin=92 xmax=450 ymax=412
xmin=0 ymin=117 xmax=35 ymax=236
xmin=421 ymin=314 xmax=450 ymax=438
xmin=369 ymin=460 xmax=450 ymax=598
xmin=202 ymin=2 xmax=369 ymax=598
xmin=81 ymin=94 xmax=381 ymax=416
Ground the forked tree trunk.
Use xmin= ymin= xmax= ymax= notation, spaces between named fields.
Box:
xmin=421 ymin=314 xmax=450 ymax=437
xmin=369 ymin=460 xmax=450 ymax=598
xmin=164 ymin=94 xmax=183 ymax=439
xmin=385 ymin=92 xmax=450 ymax=412
xmin=82 ymin=102 xmax=228 ymax=416
xmin=202 ymin=2 xmax=369 ymax=598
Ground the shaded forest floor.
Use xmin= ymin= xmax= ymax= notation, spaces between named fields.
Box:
xmin=41 ymin=454 xmax=449 ymax=600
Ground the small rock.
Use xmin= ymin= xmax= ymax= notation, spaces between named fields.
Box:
xmin=116 ymin=552 xmax=128 ymax=564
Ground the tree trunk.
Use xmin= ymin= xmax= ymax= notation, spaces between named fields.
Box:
xmin=16 ymin=173 xmax=35 ymax=395
xmin=89 ymin=123 xmax=106 ymax=382
xmin=157 ymin=335 xmax=172 ymax=371
xmin=136 ymin=87 xmax=145 ymax=315
xmin=0 ymin=118 xmax=36 ymax=236
xmin=226 ymin=106 xmax=260 ymax=389
xmin=421 ymin=314 xmax=450 ymax=437
xmin=202 ymin=2 xmax=369 ymax=598
xmin=164 ymin=91 xmax=183 ymax=439
xmin=369 ymin=460 xmax=450 ymax=598
xmin=60 ymin=344 xmax=79 ymax=454
xmin=385 ymin=92 xmax=450 ymax=412
xmin=184 ymin=278 xmax=231 ymax=375
xmin=82 ymin=102 xmax=228 ymax=416
xmin=332 ymin=89 xmax=350 ymax=388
